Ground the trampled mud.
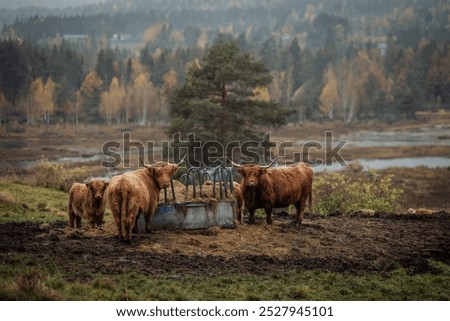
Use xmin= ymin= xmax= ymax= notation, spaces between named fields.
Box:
xmin=1 ymin=212 xmax=449 ymax=278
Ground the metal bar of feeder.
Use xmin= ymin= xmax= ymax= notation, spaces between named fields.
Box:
xmin=212 ymin=167 xmax=226 ymax=199
xmin=185 ymin=167 xmax=203 ymax=199
xmin=170 ymin=177 xmax=176 ymax=201
xmin=227 ymin=168 xmax=234 ymax=194
xmin=201 ymin=172 xmax=211 ymax=184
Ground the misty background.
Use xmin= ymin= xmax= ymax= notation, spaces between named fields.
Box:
xmin=0 ymin=0 xmax=449 ymax=126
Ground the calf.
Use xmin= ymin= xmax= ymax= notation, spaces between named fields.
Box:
xmin=68 ymin=180 xmax=109 ymax=228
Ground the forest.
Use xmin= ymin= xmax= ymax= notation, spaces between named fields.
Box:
xmin=0 ymin=0 xmax=449 ymax=126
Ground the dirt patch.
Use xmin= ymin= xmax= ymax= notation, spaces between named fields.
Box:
xmin=1 ymin=213 xmax=449 ymax=278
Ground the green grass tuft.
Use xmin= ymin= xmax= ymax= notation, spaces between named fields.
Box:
xmin=0 ymin=180 xmax=68 ymax=223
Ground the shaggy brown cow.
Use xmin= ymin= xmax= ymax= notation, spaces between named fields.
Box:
xmin=231 ymin=159 xmax=313 ymax=225
xmin=107 ymin=160 xmax=183 ymax=243
xmin=68 ymin=180 xmax=109 ymax=228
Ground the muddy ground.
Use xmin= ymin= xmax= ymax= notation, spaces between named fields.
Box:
xmin=1 ymin=212 xmax=449 ymax=277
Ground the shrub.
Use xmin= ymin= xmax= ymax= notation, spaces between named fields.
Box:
xmin=32 ymin=159 xmax=91 ymax=191
xmin=313 ymin=170 xmax=403 ymax=215
xmin=61 ymin=166 xmax=92 ymax=192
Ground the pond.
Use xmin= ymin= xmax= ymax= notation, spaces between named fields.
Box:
xmin=341 ymin=125 xmax=450 ymax=147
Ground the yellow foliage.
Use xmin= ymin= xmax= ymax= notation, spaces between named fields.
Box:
xmin=26 ymin=77 xmax=56 ymax=123
xmin=100 ymin=77 xmax=125 ymax=123
xmin=143 ymin=22 xmax=164 ymax=44
xmin=252 ymin=86 xmax=270 ymax=102
xmin=319 ymin=65 xmax=339 ymax=120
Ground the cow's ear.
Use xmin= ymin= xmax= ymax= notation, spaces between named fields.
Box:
xmin=104 ymin=181 xmax=109 ymax=188
xmin=146 ymin=166 xmax=154 ymax=175
xmin=86 ymin=182 xmax=92 ymax=188
xmin=237 ymin=167 xmax=244 ymax=176
xmin=260 ymin=168 xmax=267 ymax=175
xmin=171 ymin=165 xmax=178 ymax=175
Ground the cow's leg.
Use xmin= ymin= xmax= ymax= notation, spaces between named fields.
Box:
xmin=124 ymin=222 xmax=132 ymax=243
xmin=248 ymin=208 xmax=256 ymax=224
xmin=264 ymin=205 xmax=273 ymax=225
xmin=144 ymin=214 xmax=152 ymax=233
xmin=124 ymin=224 xmax=132 ymax=244
xmin=88 ymin=214 xmax=96 ymax=229
xmin=112 ymin=211 xmax=123 ymax=241
xmin=96 ymin=211 xmax=104 ymax=228
xmin=132 ymin=216 xmax=138 ymax=233
xmin=294 ymin=199 xmax=306 ymax=225
xmin=124 ymin=213 xmax=136 ymax=244
xmin=75 ymin=215 xmax=82 ymax=228
xmin=68 ymin=207 xmax=75 ymax=228
xmin=237 ymin=207 xmax=243 ymax=225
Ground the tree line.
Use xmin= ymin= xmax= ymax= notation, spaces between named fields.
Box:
xmin=0 ymin=0 xmax=449 ymax=126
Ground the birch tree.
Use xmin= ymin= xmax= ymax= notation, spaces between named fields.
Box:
xmin=100 ymin=77 xmax=125 ymax=124
xmin=319 ymin=64 xmax=339 ymax=120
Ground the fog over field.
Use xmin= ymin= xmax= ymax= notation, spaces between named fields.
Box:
xmin=0 ymin=0 xmax=106 ymax=9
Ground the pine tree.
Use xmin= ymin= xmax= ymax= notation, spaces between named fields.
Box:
xmin=168 ymin=41 xmax=292 ymax=165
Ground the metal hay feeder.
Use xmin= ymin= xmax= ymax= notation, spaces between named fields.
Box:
xmin=146 ymin=167 xmax=237 ymax=231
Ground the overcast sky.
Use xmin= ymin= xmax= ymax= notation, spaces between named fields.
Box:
xmin=0 ymin=0 xmax=107 ymax=9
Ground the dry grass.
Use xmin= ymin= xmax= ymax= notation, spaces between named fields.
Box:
xmin=0 ymin=190 xmax=15 ymax=205
xmin=9 ymin=272 xmax=62 ymax=300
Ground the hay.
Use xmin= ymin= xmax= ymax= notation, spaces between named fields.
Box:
xmin=406 ymin=208 xmax=435 ymax=215
xmin=158 ymin=180 xmax=237 ymax=204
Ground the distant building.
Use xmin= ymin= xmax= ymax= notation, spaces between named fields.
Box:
xmin=111 ymin=34 xmax=133 ymax=42
xmin=62 ymin=34 xmax=88 ymax=42
xmin=378 ymin=42 xmax=388 ymax=56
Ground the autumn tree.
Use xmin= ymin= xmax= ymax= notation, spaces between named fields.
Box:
xmin=77 ymin=70 xmax=103 ymax=123
xmin=168 ymin=41 xmax=292 ymax=165
xmin=126 ymin=73 xmax=159 ymax=125
xmin=160 ymin=68 xmax=178 ymax=122
xmin=24 ymin=78 xmax=43 ymax=124
xmin=41 ymin=77 xmax=56 ymax=124
xmin=21 ymin=77 xmax=56 ymax=124
xmin=100 ymin=77 xmax=125 ymax=124
xmin=319 ymin=64 xmax=340 ymax=120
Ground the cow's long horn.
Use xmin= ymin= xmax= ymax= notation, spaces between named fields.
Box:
xmin=176 ymin=155 xmax=187 ymax=166
xmin=261 ymin=157 xmax=278 ymax=168
xmin=227 ymin=157 xmax=242 ymax=168
xmin=139 ymin=157 xmax=146 ymax=167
